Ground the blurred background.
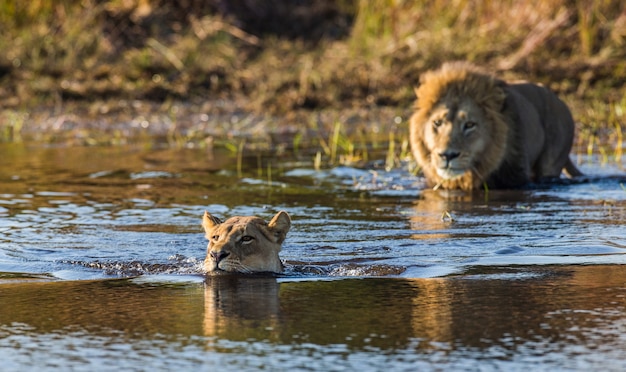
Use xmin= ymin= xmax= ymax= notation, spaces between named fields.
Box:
xmin=0 ymin=0 xmax=624 ymax=152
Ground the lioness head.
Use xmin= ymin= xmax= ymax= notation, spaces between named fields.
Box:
xmin=202 ymin=210 xmax=291 ymax=274
xmin=410 ymin=62 xmax=509 ymax=190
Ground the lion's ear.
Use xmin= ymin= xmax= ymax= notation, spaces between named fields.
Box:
xmin=202 ymin=211 xmax=222 ymax=232
xmin=494 ymin=80 xmax=508 ymax=110
xmin=268 ymin=210 xmax=291 ymax=244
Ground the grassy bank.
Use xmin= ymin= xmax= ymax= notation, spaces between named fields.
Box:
xmin=0 ymin=0 xmax=624 ymax=164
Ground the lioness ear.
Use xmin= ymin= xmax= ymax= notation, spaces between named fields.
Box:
xmin=268 ymin=210 xmax=291 ymax=244
xmin=202 ymin=211 xmax=222 ymax=232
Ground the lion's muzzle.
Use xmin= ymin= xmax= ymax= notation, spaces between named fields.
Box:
xmin=438 ymin=151 xmax=460 ymax=167
xmin=435 ymin=150 xmax=468 ymax=180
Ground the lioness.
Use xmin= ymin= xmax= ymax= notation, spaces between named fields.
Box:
xmin=202 ymin=210 xmax=291 ymax=274
xmin=409 ymin=61 xmax=582 ymax=190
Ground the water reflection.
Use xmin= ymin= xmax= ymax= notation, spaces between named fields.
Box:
xmin=201 ymin=265 xmax=626 ymax=369
xmin=0 ymin=278 xmax=206 ymax=335
xmin=203 ymin=275 xmax=282 ymax=342
xmin=202 ymin=265 xmax=626 ymax=352
xmin=0 ymin=265 xmax=625 ymax=369
xmin=409 ymin=190 xmax=472 ymax=238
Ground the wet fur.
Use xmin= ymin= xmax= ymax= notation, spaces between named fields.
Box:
xmin=409 ymin=61 xmax=581 ymax=190
xmin=202 ymin=211 xmax=291 ymax=274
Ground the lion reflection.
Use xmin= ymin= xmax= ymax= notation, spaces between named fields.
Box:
xmin=410 ymin=189 xmax=473 ymax=239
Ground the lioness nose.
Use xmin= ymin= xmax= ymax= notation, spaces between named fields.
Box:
xmin=210 ymin=250 xmax=230 ymax=263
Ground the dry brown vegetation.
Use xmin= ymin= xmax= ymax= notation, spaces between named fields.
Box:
xmin=0 ymin=0 xmax=624 ymax=162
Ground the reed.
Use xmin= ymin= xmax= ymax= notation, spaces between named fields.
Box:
xmin=385 ymin=131 xmax=396 ymax=171
xmin=613 ymin=120 xmax=623 ymax=163
xmin=330 ymin=121 xmax=341 ymax=165
xmin=237 ymin=139 xmax=245 ymax=178
xmin=0 ymin=111 xmax=25 ymax=142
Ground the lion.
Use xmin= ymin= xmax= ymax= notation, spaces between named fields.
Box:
xmin=202 ymin=210 xmax=291 ymax=274
xmin=409 ymin=61 xmax=582 ymax=190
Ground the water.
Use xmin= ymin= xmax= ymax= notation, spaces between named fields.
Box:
xmin=1 ymin=142 xmax=625 ymax=371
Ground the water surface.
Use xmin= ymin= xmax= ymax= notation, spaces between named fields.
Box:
xmin=1 ymin=143 xmax=625 ymax=370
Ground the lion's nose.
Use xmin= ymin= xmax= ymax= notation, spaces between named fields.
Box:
xmin=210 ymin=250 xmax=230 ymax=263
xmin=438 ymin=151 xmax=460 ymax=166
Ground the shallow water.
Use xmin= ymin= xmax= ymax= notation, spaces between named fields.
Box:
xmin=1 ymin=142 xmax=625 ymax=370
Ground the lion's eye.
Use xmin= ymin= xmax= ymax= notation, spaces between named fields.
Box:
xmin=463 ymin=121 xmax=477 ymax=131
xmin=433 ymin=119 xmax=444 ymax=128
xmin=241 ymin=236 xmax=254 ymax=243
xmin=211 ymin=235 xmax=219 ymax=241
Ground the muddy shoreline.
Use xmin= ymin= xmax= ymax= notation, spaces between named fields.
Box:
xmin=3 ymin=98 xmax=409 ymax=149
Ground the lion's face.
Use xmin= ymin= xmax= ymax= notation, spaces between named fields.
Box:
xmin=422 ymin=98 xmax=491 ymax=181
xmin=410 ymin=62 xmax=509 ymax=190
xmin=202 ymin=211 xmax=291 ymax=274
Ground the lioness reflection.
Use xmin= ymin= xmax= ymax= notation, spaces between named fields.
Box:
xmin=203 ymin=275 xmax=282 ymax=341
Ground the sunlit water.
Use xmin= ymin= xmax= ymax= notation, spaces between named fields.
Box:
xmin=1 ymin=143 xmax=625 ymax=371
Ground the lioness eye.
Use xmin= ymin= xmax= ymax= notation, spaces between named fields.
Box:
xmin=241 ymin=236 xmax=254 ymax=243
xmin=433 ymin=119 xmax=443 ymax=127
xmin=211 ymin=235 xmax=219 ymax=241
